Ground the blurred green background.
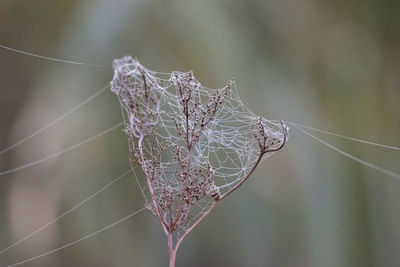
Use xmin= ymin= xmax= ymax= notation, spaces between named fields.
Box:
xmin=0 ymin=0 xmax=399 ymax=266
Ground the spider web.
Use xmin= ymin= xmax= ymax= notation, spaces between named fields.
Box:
xmin=110 ymin=56 xmax=288 ymax=237
xmin=1 ymin=44 xmax=400 ymax=266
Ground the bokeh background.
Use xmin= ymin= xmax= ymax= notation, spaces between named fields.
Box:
xmin=1 ymin=0 xmax=399 ymax=266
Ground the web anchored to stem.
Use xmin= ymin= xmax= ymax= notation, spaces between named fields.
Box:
xmin=110 ymin=56 xmax=289 ymax=267
xmin=1 ymin=44 xmax=398 ymax=266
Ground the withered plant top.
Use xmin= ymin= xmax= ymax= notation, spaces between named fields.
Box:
xmin=111 ymin=56 xmax=288 ymax=256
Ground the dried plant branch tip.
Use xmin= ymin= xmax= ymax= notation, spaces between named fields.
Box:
xmin=110 ymin=56 xmax=289 ymax=267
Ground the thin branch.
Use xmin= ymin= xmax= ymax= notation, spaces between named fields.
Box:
xmin=173 ymin=202 xmax=216 ymax=254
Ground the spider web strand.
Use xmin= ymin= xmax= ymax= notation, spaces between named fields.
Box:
xmin=0 ymin=122 xmax=123 ymax=177
xmin=0 ymin=169 xmax=132 ymax=255
xmin=291 ymin=124 xmax=400 ymax=180
xmin=291 ymin=122 xmax=400 ymax=151
xmin=5 ymin=207 xmax=146 ymax=267
xmin=0 ymin=85 xmax=110 ymax=155
xmin=0 ymin=45 xmax=110 ymax=69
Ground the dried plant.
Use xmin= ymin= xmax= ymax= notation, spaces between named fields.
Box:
xmin=111 ymin=56 xmax=289 ymax=267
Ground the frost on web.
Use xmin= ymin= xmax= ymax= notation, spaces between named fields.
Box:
xmin=110 ymin=56 xmax=289 ymax=238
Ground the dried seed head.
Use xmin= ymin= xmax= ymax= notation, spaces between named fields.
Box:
xmin=111 ymin=57 xmax=289 ymax=237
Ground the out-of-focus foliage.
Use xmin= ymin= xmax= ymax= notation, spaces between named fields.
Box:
xmin=0 ymin=0 xmax=399 ymax=266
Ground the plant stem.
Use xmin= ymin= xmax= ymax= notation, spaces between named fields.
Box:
xmin=168 ymin=232 xmax=176 ymax=267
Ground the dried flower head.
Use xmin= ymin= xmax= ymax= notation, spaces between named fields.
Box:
xmin=111 ymin=56 xmax=289 ymax=267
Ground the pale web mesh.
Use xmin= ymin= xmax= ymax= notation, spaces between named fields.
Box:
xmin=110 ymin=56 xmax=289 ymax=238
